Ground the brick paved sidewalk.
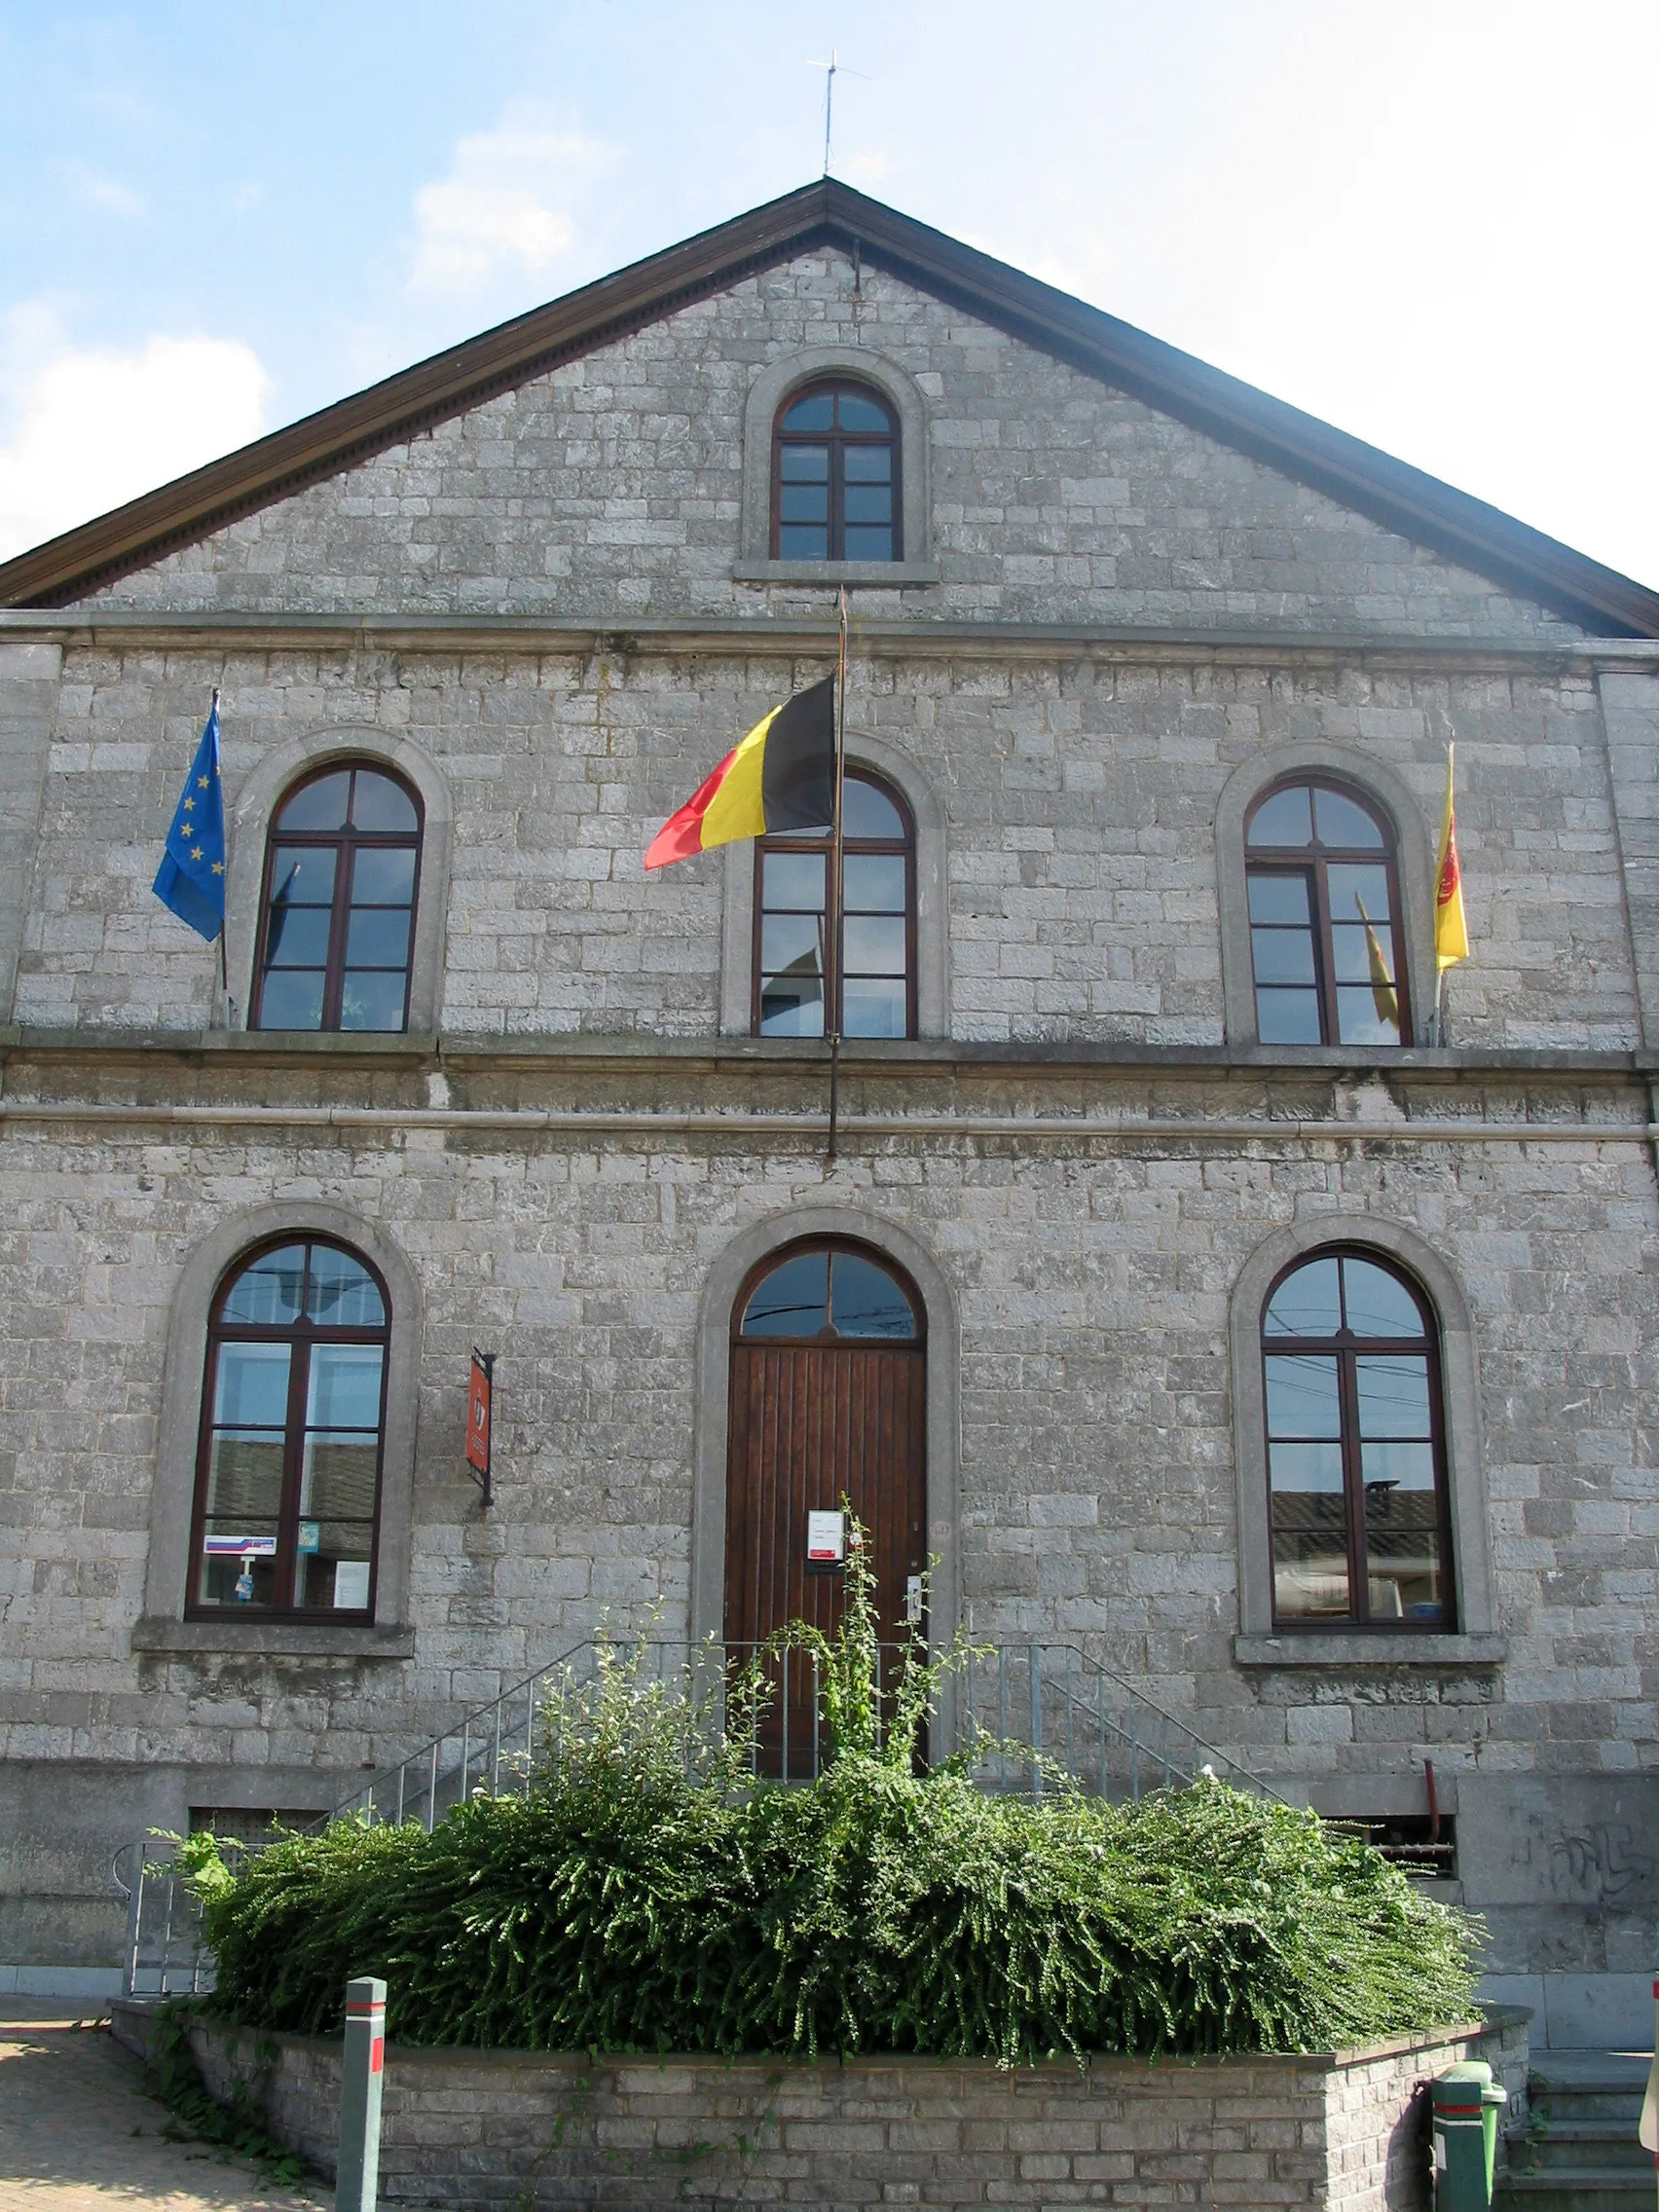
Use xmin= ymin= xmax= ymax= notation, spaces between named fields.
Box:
xmin=0 ymin=2002 xmax=324 ymax=2211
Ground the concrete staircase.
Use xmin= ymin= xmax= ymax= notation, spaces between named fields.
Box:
xmin=1496 ymin=2050 xmax=1654 ymax=2211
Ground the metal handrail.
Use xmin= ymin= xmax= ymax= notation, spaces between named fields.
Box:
xmin=112 ymin=1633 xmax=1276 ymax=1994
xmin=960 ymin=1641 xmax=1287 ymax=1804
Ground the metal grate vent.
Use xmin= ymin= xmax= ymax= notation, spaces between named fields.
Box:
xmin=1324 ymin=1813 xmax=1456 ymax=1878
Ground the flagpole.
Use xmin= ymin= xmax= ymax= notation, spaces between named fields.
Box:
xmin=1435 ymin=738 xmax=1448 ymax=1047
xmin=1433 ymin=740 xmax=1466 ymax=1049
xmin=827 ymin=590 xmax=849 ymax=1164
xmin=211 ymin=689 xmax=230 ymax=1010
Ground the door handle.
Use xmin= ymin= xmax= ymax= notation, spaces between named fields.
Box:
xmin=904 ymin=1574 xmax=924 ymax=1625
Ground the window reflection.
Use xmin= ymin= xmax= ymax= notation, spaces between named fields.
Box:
xmin=192 ymin=1239 xmax=388 ymax=1617
xmin=1245 ymin=781 xmax=1407 ymax=1046
xmin=254 ymin=764 xmax=422 ymax=1035
xmin=739 ymin=1246 xmax=919 ymax=1343
xmin=755 ymin=771 xmax=914 ymax=1040
xmin=1262 ymin=1252 xmax=1451 ymax=1630
xmin=772 ymin=383 xmax=900 ymax=562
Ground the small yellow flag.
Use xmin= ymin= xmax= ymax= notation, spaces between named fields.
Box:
xmin=1434 ymin=744 xmax=1469 ymax=971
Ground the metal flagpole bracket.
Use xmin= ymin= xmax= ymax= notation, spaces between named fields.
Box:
xmin=465 ymin=1349 xmax=496 ymax=1508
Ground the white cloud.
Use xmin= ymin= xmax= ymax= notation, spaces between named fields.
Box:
xmin=60 ymin=161 xmax=146 ymax=221
xmin=409 ymin=108 xmax=613 ymax=298
xmin=0 ymin=315 xmax=270 ymax=562
xmin=836 ymin=146 xmax=894 ymax=190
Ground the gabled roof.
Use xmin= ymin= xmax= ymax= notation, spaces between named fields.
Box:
xmin=3 ymin=176 xmax=1655 ymax=633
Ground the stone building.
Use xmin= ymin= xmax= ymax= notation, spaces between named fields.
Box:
xmin=0 ymin=181 xmax=1654 ymax=2043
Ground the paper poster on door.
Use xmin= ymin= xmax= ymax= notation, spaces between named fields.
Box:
xmin=805 ymin=1510 xmax=846 ymax=1566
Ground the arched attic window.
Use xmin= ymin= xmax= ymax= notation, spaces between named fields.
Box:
xmin=1245 ymin=780 xmax=1409 ymax=1047
xmin=251 ymin=762 xmax=424 ymax=1033
xmin=771 ymin=381 xmax=901 ymax=562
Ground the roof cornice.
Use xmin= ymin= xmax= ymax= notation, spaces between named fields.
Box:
xmin=2 ymin=176 xmax=1655 ymax=637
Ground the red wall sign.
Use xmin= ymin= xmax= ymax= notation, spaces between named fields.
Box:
xmin=465 ymin=1352 xmax=493 ymax=1477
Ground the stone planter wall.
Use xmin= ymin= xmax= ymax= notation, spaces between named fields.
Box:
xmin=111 ymin=2000 xmax=1530 ymax=2210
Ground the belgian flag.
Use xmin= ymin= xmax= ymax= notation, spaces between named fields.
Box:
xmin=645 ymin=677 xmax=836 ymax=869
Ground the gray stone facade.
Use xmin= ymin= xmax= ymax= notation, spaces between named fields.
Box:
xmin=79 ymin=255 xmax=1587 ymax=640
xmin=0 ymin=223 xmax=1654 ymax=2043
xmin=9 ymin=641 xmax=1641 ymax=1051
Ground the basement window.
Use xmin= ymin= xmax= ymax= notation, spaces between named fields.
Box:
xmin=189 ymin=1807 xmax=319 ymax=1843
xmin=1323 ymin=1813 xmax=1457 ymax=1879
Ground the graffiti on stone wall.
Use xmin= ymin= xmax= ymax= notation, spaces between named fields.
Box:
xmin=1528 ymin=1822 xmax=1656 ymax=1902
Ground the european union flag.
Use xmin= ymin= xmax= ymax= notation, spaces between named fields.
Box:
xmin=153 ymin=695 xmax=226 ymax=940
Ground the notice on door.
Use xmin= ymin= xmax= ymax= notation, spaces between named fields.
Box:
xmin=805 ymin=1510 xmax=846 ymax=1566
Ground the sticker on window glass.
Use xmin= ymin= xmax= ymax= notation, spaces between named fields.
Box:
xmin=203 ymin=1534 xmax=278 ymax=1557
xmin=297 ymin=1521 xmax=320 ymax=1554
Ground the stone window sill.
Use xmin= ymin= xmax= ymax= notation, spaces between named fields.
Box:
xmin=731 ymin=560 xmax=940 ymax=587
xmin=1234 ymin=1631 xmax=1507 ymax=1668
xmin=131 ymin=1617 xmax=415 ymax=1659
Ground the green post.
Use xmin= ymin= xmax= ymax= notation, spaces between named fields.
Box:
xmin=336 ymin=1975 xmax=386 ymax=2212
xmin=1431 ymin=2061 xmax=1506 ymax=2210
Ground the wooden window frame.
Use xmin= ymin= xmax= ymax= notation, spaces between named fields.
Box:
xmin=1244 ymin=779 xmax=1411 ymax=1047
xmin=750 ymin=770 xmax=917 ymax=1040
xmin=1261 ymin=1248 xmax=1456 ymax=1634
xmin=186 ymin=1236 xmax=391 ymax=1623
xmin=250 ymin=762 xmax=424 ymax=1034
xmin=769 ymin=379 xmax=903 ymax=563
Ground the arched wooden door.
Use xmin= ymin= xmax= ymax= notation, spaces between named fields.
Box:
xmin=724 ymin=1241 xmax=926 ymax=1774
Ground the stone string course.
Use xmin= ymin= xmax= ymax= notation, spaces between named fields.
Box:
xmin=109 ymin=2001 xmax=1530 ymax=2210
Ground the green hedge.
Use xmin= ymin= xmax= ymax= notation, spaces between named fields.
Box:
xmin=178 ymin=1559 xmax=1480 ymax=2064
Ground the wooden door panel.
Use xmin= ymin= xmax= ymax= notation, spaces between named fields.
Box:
xmin=726 ymin=1343 xmax=925 ymax=1642
xmin=725 ymin=1341 xmax=926 ymax=1773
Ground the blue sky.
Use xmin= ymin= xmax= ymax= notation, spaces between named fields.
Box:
xmin=3 ymin=0 xmax=1655 ymax=587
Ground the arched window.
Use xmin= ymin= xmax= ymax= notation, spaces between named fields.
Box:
xmin=753 ymin=770 xmax=915 ymax=1038
xmin=771 ymin=381 xmax=901 ymax=562
xmin=251 ymin=763 xmax=423 ymax=1032
xmin=1262 ymin=1249 xmax=1454 ymax=1631
xmin=737 ymin=1242 xmax=922 ymax=1343
xmin=1245 ymin=780 xmax=1408 ymax=1046
xmin=188 ymin=1238 xmax=389 ymax=1618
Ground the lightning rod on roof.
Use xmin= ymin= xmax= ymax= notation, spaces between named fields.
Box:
xmin=807 ymin=50 xmax=869 ymax=177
